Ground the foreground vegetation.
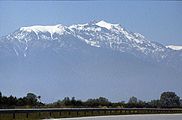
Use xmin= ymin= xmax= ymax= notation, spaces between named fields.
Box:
xmin=0 ymin=91 xmax=182 ymax=120
xmin=0 ymin=91 xmax=182 ymax=109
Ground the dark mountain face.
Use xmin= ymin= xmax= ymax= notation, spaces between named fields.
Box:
xmin=0 ymin=20 xmax=181 ymax=102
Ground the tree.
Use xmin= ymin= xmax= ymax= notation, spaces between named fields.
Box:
xmin=1 ymin=96 xmax=8 ymax=107
xmin=63 ymin=97 xmax=71 ymax=106
xmin=128 ymin=96 xmax=138 ymax=104
xmin=71 ymin=97 xmax=76 ymax=106
xmin=160 ymin=91 xmax=180 ymax=108
xmin=70 ymin=97 xmax=83 ymax=107
xmin=127 ymin=96 xmax=139 ymax=108
xmin=137 ymin=100 xmax=146 ymax=108
xmin=180 ymin=99 xmax=182 ymax=107
xmin=26 ymin=93 xmax=37 ymax=100
xmin=17 ymin=97 xmax=26 ymax=106
xmin=26 ymin=93 xmax=38 ymax=106
xmin=85 ymin=97 xmax=110 ymax=107
xmin=7 ymin=95 xmax=17 ymax=106
xmin=148 ymin=100 xmax=160 ymax=108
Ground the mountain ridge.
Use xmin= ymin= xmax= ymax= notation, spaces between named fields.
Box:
xmin=0 ymin=20 xmax=173 ymax=59
xmin=1 ymin=20 xmax=182 ymax=71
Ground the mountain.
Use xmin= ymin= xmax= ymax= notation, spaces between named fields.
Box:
xmin=0 ymin=20 xmax=168 ymax=60
xmin=0 ymin=20 xmax=182 ymax=102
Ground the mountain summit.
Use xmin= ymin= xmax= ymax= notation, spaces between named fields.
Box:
xmin=95 ymin=20 xmax=120 ymax=29
xmin=0 ymin=20 xmax=181 ymax=102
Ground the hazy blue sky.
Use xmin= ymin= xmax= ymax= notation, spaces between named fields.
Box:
xmin=0 ymin=1 xmax=182 ymax=45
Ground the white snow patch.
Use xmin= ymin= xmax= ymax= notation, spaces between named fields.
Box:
xmin=20 ymin=24 xmax=66 ymax=38
xmin=96 ymin=20 xmax=119 ymax=30
xmin=13 ymin=47 xmax=19 ymax=56
xmin=166 ymin=45 xmax=182 ymax=50
xmin=76 ymin=35 xmax=100 ymax=48
xmin=134 ymin=33 xmax=145 ymax=39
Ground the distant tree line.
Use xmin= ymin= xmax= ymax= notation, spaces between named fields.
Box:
xmin=0 ymin=91 xmax=182 ymax=109
xmin=0 ymin=92 xmax=43 ymax=108
xmin=50 ymin=97 xmax=112 ymax=108
xmin=49 ymin=91 xmax=182 ymax=108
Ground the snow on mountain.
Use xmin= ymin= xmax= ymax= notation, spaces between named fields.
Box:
xmin=0 ymin=20 xmax=177 ymax=61
xmin=166 ymin=45 xmax=182 ymax=50
xmin=17 ymin=24 xmax=68 ymax=40
xmin=95 ymin=20 xmax=119 ymax=29
xmin=20 ymin=24 xmax=66 ymax=37
xmin=68 ymin=20 xmax=167 ymax=61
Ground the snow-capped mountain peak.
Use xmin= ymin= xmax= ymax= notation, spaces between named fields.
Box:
xmin=95 ymin=20 xmax=119 ymax=30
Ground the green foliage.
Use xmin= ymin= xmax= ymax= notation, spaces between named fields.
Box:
xmin=0 ymin=91 xmax=181 ymax=108
xmin=26 ymin=93 xmax=38 ymax=106
xmin=126 ymin=97 xmax=147 ymax=108
xmin=52 ymin=97 xmax=84 ymax=107
xmin=128 ymin=96 xmax=138 ymax=104
xmin=85 ymin=97 xmax=111 ymax=107
xmin=180 ymin=99 xmax=182 ymax=107
xmin=160 ymin=91 xmax=180 ymax=108
xmin=0 ymin=91 xmax=43 ymax=108
xmin=148 ymin=99 xmax=161 ymax=108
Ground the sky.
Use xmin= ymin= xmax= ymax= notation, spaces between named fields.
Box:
xmin=0 ymin=1 xmax=182 ymax=45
